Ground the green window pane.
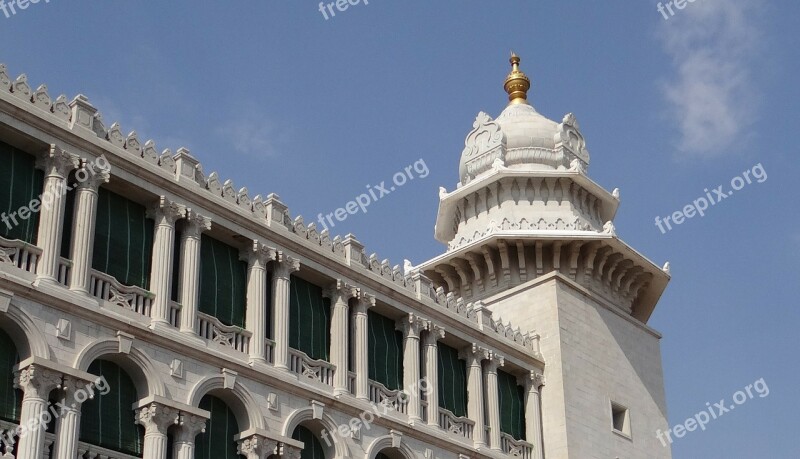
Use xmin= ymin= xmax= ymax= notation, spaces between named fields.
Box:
xmin=80 ymin=360 xmax=144 ymax=456
xmin=0 ymin=142 xmax=43 ymax=244
xmin=289 ymin=275 xmax=330 ymax=361
xmin=437 ymin=343 xmax=467 ymax=417
xmin=198 ymin=234 xmax=248 ymax=328
xmin=367 ymin=310 xmax=403 ymax=390
xmin=0 ymin=328 xmax=21 ymax=422
xmin=498 ymin=369 xmax=526 ymax=439
xmin=265 ymin=271 xmax=273 ymax=339
xmin=196 ymin=395 xmax=240 ymax=459
xmin=92 ymin=188 xmax=154 ymax=289
xmin=60 ymin=183 xmax=76 ymax=258
xmin=170 ymin=229 xmax=182 ymax=303
xmin=292 ymin=425 xmax=325 ymax=459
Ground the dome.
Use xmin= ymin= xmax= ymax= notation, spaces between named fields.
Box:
xmin=495 ymin=103 xmax=558 ymax=150
xmin=457 ymin=54 xmax=590 ymax=184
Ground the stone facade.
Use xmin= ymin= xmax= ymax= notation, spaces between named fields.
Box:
xmin=0 ymin=54 xmax=671 ymax=459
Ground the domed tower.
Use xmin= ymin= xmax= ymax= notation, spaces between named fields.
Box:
xmin=417 ymin=55 xmax=673 ymax=458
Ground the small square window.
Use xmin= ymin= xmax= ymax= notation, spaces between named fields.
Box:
xmin=611 ymin=402 xmax=631 ymax=438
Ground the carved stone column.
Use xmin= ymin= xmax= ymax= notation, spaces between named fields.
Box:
xmin=396 ymin=314 xmax=424 ymax=423
xmin=279 ymin=442 xmax=303 ymax=459
xmin=423 ymin=322 xmax=445 ymax=427
xmin=135 ymin=402 xmax=179 ymax=459
xmin=147 ymin=197 xmax=185 ymax=327
xmin=324 ymin=280 xmax=358 ymax=396
xmin=271 ymin=252 xmax=299 ymax=370
xmin=485 ymin=352 xmax=504 ymax=451
xmin=524 ymin=370 xmax=545 ymax=459
xmin=51 ymin=375 xmax=95 ymax=459
xmin=242 ymin=241 xmax=276 ymax=364
xmin=34 ymin=146 xmax=79 ymax=282
xmin=68 ymin=163 xmax=109 ymax=293
xmin=237 ymin=433 xmax=277 ymax=459
xmin=353 ymin=293 xmax=375 ymax=400
xmin=178 ymin=210 xmax=211 ymax=335
xmin=13 ymin=365 xmax=62 ymax=459
xmin=460 ymin=344 xmax=490 ymax=449
xmin=173 ymin=413 xmax=207 ymax=459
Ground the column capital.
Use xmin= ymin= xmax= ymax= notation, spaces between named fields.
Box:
xmin=241 ymin=240 xmax=277 ymax=267
xmin=423 ymin=321 xmax=446 ymax=344
xmin=175 ymin=413 xmax=207 ymax=442
xmin=459 ymin=343 xmax=490 ymax=366
xmin=13 ymin=364 xmax=62 ymax=398
xmin=273 ymin=251 xmax=300 ymax=279
xmin=323 ymin=279 xmax=358 ymax=303
xmin=485 ymin=351 xmax=505 ymax=373
xmin=279 ymin=443 xmax=303 ymax=459
xmin=135 ymin=402 xmax=180 ymax=435
xmin=74 ymin=161 xmax=110 ymax=191
xmin=147 ymin=196 xmax=186 ymax=225
xmin=353 ymin=291 xmax=376 ymax=314
xmin=237 ymin=434 xmax=278 ymax=459
xmin=36 ymin=145 xmax=80 ymax=178
xmin=521 ymin=370 xmax=545 ymax=390
xmin=396 ymin=313 xmax=426 ymax=338
xmin=183 ymin=209 xmax=212 ymax=237
xmin=59 ymin=375 xmax=101 ymax=407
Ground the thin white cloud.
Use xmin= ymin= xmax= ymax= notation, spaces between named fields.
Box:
xmin=658 ymin=0 xmax=763 ymax=157
xmin=216 ymin=112 xmax=289 ymax=159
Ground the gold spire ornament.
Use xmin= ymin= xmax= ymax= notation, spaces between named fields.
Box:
xmin=503 ymin=52 xmax=531 ymax=105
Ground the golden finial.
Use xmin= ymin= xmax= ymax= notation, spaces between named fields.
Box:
xmin=504 ymin=51 xmax=531 ymax=105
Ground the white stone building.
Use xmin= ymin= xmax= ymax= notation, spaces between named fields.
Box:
xmin=0 ymin=55 xmax=671 ymax=459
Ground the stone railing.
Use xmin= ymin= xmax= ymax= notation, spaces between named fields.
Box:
xmin=438 ymin=407 xmax=474 ymax=441
xmin=196 ymin=312 xmax=251 ymax=353
xmin=265 ymin=338 xmax=275 ymax=364
xmin=0 ymin=236 xmax=41 ymax=275
xmin=168 ymin=300 xmax=181 ymax=328
xmin=57 ymin=256 xmax=71 ymax=286
xmin=89 ymin=269 xmax=154 ymax=318
xmin=501 ymin=432 xmax=533 ymax=459
xmin=0 ymin=419 xmax=18 ymax=456
xmin=347 ymin=371 xmax=356 ymax=394
xmin=288 ymin=348 xmax=335 ymax=386
xmin=77 ymin=441 xmax=141 ymax=459
xmin=368 ymin=379 xmax=408 ymax=415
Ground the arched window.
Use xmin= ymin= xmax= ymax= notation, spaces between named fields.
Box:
xmin=80 ymin=360 xmax=144 ymax=456
xmin=0 ymin=328 xmax=21 ymax=422
xmin=292 ymin=425 xmax=325 ymax=459
xmin=196 ymin=395 xmax=239 ymax=459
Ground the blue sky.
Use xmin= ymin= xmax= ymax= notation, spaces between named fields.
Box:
xmin=2 ymin=0 xmax=798 ymax=456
